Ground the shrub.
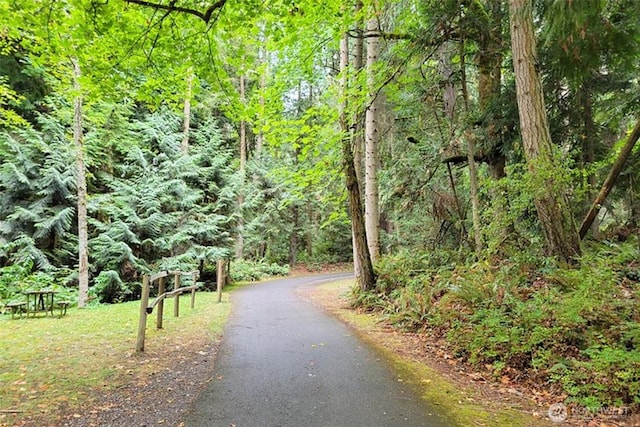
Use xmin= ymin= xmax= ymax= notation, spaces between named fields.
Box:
xmin=351 ymin=238 xmax=640 ymax=409
xmin=0 ymin=262 xmax=77 ymax=308
xmin=93 ymin=270 xmax=133 ymax=304
xmin=229 ymin=259 xmax=289 ymax=282
xmin=0 ymin=262 xmax=32 ymax=303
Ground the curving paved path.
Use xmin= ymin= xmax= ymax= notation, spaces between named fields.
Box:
xmin=180 ymin=273 xmax=452 ymax=427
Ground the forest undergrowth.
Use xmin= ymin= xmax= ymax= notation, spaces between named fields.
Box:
xmin=352 ymin=236 xmax=640 ymax=413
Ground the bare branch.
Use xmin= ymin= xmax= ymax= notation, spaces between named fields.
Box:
xmin=124 ymin=0 xmax=226 ymax=23
xmin=347 ymin=29 xmax=411 ymax=40
xmin=202 ymin=0 xmax=226 ymax=22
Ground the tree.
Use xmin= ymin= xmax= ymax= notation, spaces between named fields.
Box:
xmin=579 ymin=119 xmax=640 ymax=239
xmin=71 ymin=58 xmax=89 ymax=307
xmin=236 ymin=74 xmax=247 ymax=260
xmin=181 ymin=66 xmax=194 ymax=154
xmin=508 ymin=0 xmax=580 ymax=262
xmin=475 ymin=0 xmax=506 ymax=180
xmin=340 ymin=30 xmax=376 ymax=291
xmin=364 ymin=4 xmax=381 ymax=263
xmin=539 ymin=0 xmax=640 ymax=237
xmin=351 ymin=0 xmax=365 ymax=279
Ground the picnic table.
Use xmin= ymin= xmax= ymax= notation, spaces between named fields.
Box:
xmin=4 ymin=290 xmax=69 ymax=318
xmin=4 ymin=290 xmax=70 ymax=319
xmin=26 ymin=290 xmax=57 ymax=317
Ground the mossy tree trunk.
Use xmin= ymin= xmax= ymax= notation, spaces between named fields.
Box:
xmin=477 ymin=0 xmax=506 ymax=179
xmin=508 ymin=0 xmax=581 ymax=262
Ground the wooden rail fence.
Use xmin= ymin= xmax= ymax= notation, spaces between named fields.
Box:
xmin=136 ymin=270 xmax=200 ymax=352
xmin=135 ymin=260 xmax=227 ymax=352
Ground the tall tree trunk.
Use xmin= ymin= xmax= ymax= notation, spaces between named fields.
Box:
xmin=439 ymin=42 xmax=457 ymax=122
xmin=578 ymin=84 xmax=599 ymax=237
xmin=478 ymin=0 xmax=506 ymax=179
xmin=181 ymin=67 xmax=193 ymax=154
xmin=458 ymin=38 xmax=483 ymax=254
xmin=72 ymin=58 xmax=89 ymax=308
xmin=630 ymin=176 xmax=640 ymax=230
xmin=466 ymin=132 xmax=483 ymax=255
xmin=364 ymin=11 xmax=380 ymax=263
xmin=509 ymin=0 xmax=581 ymax=261
xmin=288 ymin=81 xmax=304 ymax=266
xmin=345 ymin=135 xmax=377 ymax=291
xmin=353 ymin=0 xmax=364 ymax=186
xmin=307 ymin=201 xmax=314 ymax=258
xmin=255 ymin=45 xmax=267 ymax=161
xmin=289 ymin=206 xmax=298 ymax=266
xmin=235 ymin=75 xmax=246 ymax=260
xmin=256 ymin=66 xmax=265 ymax=159
xmin=340 ymin=31 xmax=376 ymax=291
xmin=352 ymin=0 xmax=365 ymax=280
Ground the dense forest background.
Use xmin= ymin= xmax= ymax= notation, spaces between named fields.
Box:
xmin=1 ymin=0 xmax=640 ymax=411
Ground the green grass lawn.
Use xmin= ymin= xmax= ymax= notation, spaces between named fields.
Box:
xmin=0 ymin=291 xmax=231 ymax=425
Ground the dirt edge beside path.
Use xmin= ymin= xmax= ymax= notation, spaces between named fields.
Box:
xmin=59 ymin=340 xmax=223 ymax=427
xmin=298 ymin=279 xmax=567 ymax=427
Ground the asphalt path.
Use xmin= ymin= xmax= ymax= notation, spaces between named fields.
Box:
xmin=180 ymin=272 xmax=452 ymax=427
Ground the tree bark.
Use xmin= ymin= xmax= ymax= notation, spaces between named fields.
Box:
xmin=457 ymin=37 xmax=483 ymax=254
xmin=578 ymin=84 xmax=599 ymax=237
xmin=289 ymin=206 xmax=298 ymax=266
xmin=466 ymin=132 xmax=483 ymax=254
xmin=509 ymin=0 xmax=581 ymax=262
xmin=235 ymin=75 xmax=246 ymax=260
xmin=181 ymin=68 xmax=193 ymax=154
xmin=340 ymin=31 xmax=376 ymax=291
xmin=72 ymin=58 xmax=89 ymax=308
xmin=477 ymin=0 xmax=506 ymax=179
xmin=352 ymin=0 xmax=365 ymax=280
xmin=364 ymin=12 xmax=380 ymax=263
xmin=353 ymin=0 xmax=364 ymax=187
xmin=345 ymin=136 xmax=377 ymax=291
xmin=579 ymin=119 xmax=640 ymax=239
xmin=256 ymin=64 xmax=266 ymax=159
xmin=446 ymin=162 xmax=468 ymax=243
xmin=288 ymin=82 xmax=306 ymax=266
xmin=439 ymin=42 xmax=457 ymax=122
xmin=306 ymin=202 xmax=314 ymax=258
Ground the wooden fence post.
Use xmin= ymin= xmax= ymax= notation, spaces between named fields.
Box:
xmin=226 ymin=259 xmax=230 ymax=286
xmin=157 ymin=276 xmax=165 ymax=329
xmin=190 ymin=272 xmax=197 ymax=308
xmin=174 ymin=273 xmax=180 ymax=317
xmin=136 ymin=275 xmax=150 ymax=352
xmin=217 ymin=260 xmax=224 ymax=303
